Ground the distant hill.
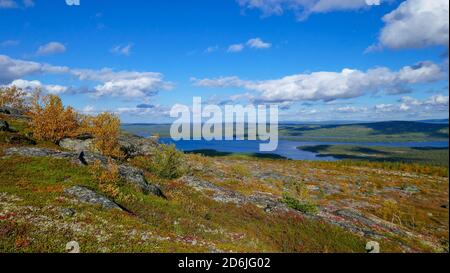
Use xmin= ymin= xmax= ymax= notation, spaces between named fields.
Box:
xmin=281 ymin=119 xmax=450 ymax=125
xmin=279 ymin=121 xmax=449 ymax=142
xmin=416 ymin=119 xmax=449 ymax=124
xmin=122 ymin=121 xmax=450 ymax=142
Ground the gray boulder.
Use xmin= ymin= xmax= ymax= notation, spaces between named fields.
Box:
xmin=4 ymin=147 xmax=73 ymax=158
xmin=60 ymin=208 xmax=76 ymax=217
xmin=118 ymin=165 xmax=164 ymax=197
xmin=78 ymin=151 xmax=109 ymax=165
xmin=180 ymin=176 xmax=285 ymax=211
xmin=402 ymin=185 xmax=420 ymax=194
xmin=58 ymin=133 xmax=159 ymax=159
xmin=366 ymin=241 xmax=380 ymax=253
xmin=118 ymin=133 xmax=159 ymax=158
xmin=64 ymin=186 xmax=121 ymax=210
xmin=59 ymin=138 xmax=93 ymax=152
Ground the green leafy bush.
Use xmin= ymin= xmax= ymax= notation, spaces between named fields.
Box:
xmin=149 ymin=144 xmax=186 ymax=179
xmin=282 ymin=194 xmax=318 ymax=215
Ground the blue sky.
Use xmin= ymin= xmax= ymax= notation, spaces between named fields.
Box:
xmin=0 ymin=0 xmax=448 ymax=122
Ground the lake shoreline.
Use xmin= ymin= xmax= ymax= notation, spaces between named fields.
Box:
xmin=158 ymin=138 xmax=449 ymax=162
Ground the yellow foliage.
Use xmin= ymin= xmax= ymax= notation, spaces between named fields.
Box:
xmin=0 ymin=86 xmax=26 ymax=109
xmin=27 ymin=92 xmax=123 ymax=158
xmin=381 ymin=199 xmax=402 ymax=225
xmin=294 ymin=183 xmax=312 ymax=201
xmin=230 ymin=164 xmax=251 ymax=178
xmin=84 ymin=112 xmax=124 ymax=159
xmin=28 ymin=92 xmax=80 ymax=143
xmin=89 ymin=159 xmax=136 ymax=202
xmin=89 ymin=159 xmax=121 ymax=199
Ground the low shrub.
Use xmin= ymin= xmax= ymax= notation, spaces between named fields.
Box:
xmin=230 ymin=164 xmax=251 ymax=178
xmin=149 ymin=144 xmax=186 ymax=179
xmin=380 ymin=199 xmax=403 ymax=225
xmin=89 ymin=159 xmax=135 ymax=202
xmin=89 ymin=159 xmax=121 ymax=197
xmin=282 ymin=194 xmax=318 ymax=215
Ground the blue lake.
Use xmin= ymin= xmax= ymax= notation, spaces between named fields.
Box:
xmin=158 ymin=138 xmax=449 ymax=161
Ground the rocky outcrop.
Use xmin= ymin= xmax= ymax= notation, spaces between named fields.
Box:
xmin=59 ymin=138 xmax=93 ymax=152
xmin=0 ymin=106 xmax=28 ymax=119
xmin=4 ymin=147 xmax=74 ymax=158
xmin=180 ymin=174 xmax=433 ymax=249
xmin=180 ymin=176 xmax=287 ymax=212
xmin=118 ymin=165 xmax=164 ymax=196
xmin=58 ymin=133 xmax=159 ymax=159
xmin=252 ymin=171 xmax=292 ymax=183
xmin=3 ymin=147 xmax=164 ymax=198
xmin=64 ymin=186 xmax=121 ymax=210
xmin=118 ymin=133 xmax=159 ymax=157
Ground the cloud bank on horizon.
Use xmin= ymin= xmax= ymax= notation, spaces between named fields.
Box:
xmin=192 ymin=61 xmax=446 ymax=103
xmin=0 ymin=0 xmax=448 ymax=122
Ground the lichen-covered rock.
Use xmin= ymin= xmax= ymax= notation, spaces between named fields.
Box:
xmin=366 ymin=241 xmax=380 ymax=253
xmin=4 ymin=147 xmax=74 ymax=158
xmin=59 ymin=138 xmax=93 ymax=152
xmin=60 ymin=207 xmax=76 ymax=217
xmin=252 ymin=171 xmax=292 ymax=183
xmin=65 ymin=241 xmax=81 ymax=253
xmin=118 ymin=133 xmax=159 ymax=158
xmin=65 ymin=186 xmax=121 ymax=209
xmin=58 ymin=133 xmax=159 ymax=159
xmin=180 ymin=176 xmax=286 ymax=211
xmin=118 ymin=165 xmax=165 ymax=197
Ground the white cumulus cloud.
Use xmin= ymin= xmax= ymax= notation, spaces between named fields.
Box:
xmin=0 ymin=54 xmax=172 ymax=99
xmin=247 ymin=38 xmax=272 ymax=49
xmin=6 ymin=79 xmax=68 ymax=95
xmin=70 ymin=68 xmax=173 ymax=98
xmin=374 ymin=94 xmax=449 ymax=115
xmin=375 ymin=0 xmax=449 ymax=50
xmin=0 ymin=55 xmax=69 ymax=84
xmin=192 ymin=61 xmax=446 ymax=103
xmin=227 ymin=44 xmax=245 ymax=53
xmin=36 ymin=42 xmax=67 ymax=56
